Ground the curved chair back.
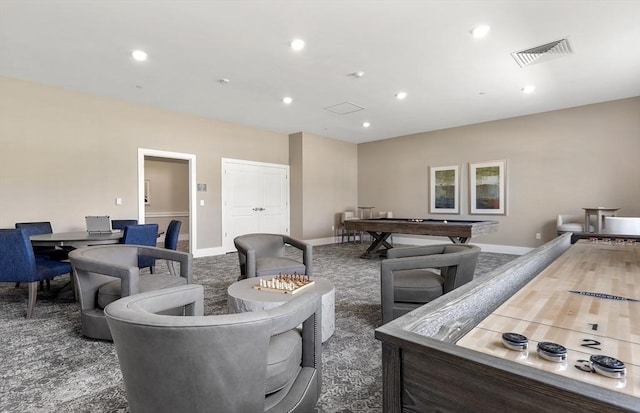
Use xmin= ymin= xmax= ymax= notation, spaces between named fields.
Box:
xmin=556 ymin=214 xmax=595 ymax=233
xmin=105 ymin=284 xmax=321 ymax=413
xmin=164 ymin=220 xmax=182 ymax=250
xmin=381 ymin=244 xmax=481 ymax=324
xmin=439 ymin=245 xmax=481 ymax=291
xmin=234 ymin=233 xmax=312 ymax=279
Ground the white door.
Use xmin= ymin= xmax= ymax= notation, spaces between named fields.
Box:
xmin=222 ymin=159 xmax=289 ymax=252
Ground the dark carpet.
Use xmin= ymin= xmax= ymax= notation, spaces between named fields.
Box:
xmin=0 ymin=242 xmax=516 ymax=412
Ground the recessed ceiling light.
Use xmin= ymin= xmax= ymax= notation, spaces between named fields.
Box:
xmin=471 ymin=25 xmax=491 ymax=38
xmin=348 ymin=71 xmax=365 ymax=78
xmin=362 ymin=121 xmax=371 ymax=128
xmin=131 ymin=50 xmax=148 ymax=62
xmin=282 ymin=96 xmax=293 ymax=104
xmin=218 ymin=78 xmax=230 ymax=84
xmin=395 ymin=91 xmax=408 ymax=100
xmin=290 ymin=39 xmax=305 ymax=51
xmin=521 ymin=85 xmax=536 ymax=94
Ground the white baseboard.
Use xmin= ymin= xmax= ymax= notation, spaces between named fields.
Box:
xmin=306 ymin=236 xmax=340 ymax=246
xmin=302 ymin=235 xmax=532 ymax=256
xmin=389 ymin=235 xmax=532 ymax=255
xmin=157 ymin=234 xmax=190 ymax=243
xmin=472 ymin=242 xmax=532 ymax=255
xmin=193 ymin=246 xmax=227 ymax=258
xmin=192 ymin=235 xmax=533 ymax=258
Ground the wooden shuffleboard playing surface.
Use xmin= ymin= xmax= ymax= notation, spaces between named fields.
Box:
xmin=457 ymin=240 xmax=639 ymax=397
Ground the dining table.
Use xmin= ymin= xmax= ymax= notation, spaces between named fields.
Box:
xmin=30 ymin=230 xmax=123 ymax=249
xmin=29 ymin=230 xmax=123 ymax=302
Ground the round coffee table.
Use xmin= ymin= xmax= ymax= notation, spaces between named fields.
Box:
xmin=227 ymin=276 xmax=335 ymax=342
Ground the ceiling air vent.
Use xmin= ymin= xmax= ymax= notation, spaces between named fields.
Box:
xmin=324 ymin=102 xmax=365 ymax=115
xmin=511 ymin=38 xmax=574 ymax=68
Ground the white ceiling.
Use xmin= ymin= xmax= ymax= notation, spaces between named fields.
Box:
xmin=1 ymin=0 xmax=639 ymax=144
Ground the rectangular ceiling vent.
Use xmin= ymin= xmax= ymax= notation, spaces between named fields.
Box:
xmin=511 ymin=38 xmax=574 ymax=68
xmin=324 ymin=102 xmax=365 ymax=115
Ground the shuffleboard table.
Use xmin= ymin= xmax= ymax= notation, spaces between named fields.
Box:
xmin=375 ymin=235 xmax=640 ymax=412
xmin=343 ymin=218 xmax=499 ymax=259
xmin=456 ymin=239 xmax=639 ymax=400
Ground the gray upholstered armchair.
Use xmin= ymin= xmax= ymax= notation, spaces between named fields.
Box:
xmin=104 ymin=284 xmax=322 ymax=413
xmin=380 ymin=244 xmax=481 ymax=324
xmin=69 ymin=244 xmax=192 ymax=340
xmin=234 ymin=233 xmax=312 ymax=280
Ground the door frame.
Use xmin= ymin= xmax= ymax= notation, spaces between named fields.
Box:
xmin=138 ymin=148 xmax=197 ymax=253
xmin=221 ymin=158 xmax=290 ymax=252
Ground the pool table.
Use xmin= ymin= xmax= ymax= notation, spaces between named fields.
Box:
xmin=344 ymin=218 xmax=499 ymax=258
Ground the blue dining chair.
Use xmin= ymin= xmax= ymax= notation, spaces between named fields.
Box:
xmin=122 ymin=224 xmax=159 ymax=273
xmin=0 ymin=229 xmax=72 ymax=318
xmin=164 ymin=220 xmax=182 ymax=274
xmin=164 ymin=220 xmax=182 ymax=251
xmin=111 ymin=219 xmax=138 ymax=231
xmin=15 ymin=221 xmax=70 ymax=261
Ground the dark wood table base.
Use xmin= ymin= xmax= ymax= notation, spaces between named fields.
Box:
xmin=361 ymin=231 xmax=470 ymax=259
xmin=345 ymin=218 xmax=498 ymax=259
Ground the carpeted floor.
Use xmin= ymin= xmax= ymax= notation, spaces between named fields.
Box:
xmin=0 ymin=242 xmax=516 ymax=412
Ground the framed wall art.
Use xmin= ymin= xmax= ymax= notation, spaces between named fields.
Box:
xmin=429 ymin=165 xmax=459 ymax=214
xmin=469 ymin=160 xmax=506 ymax=215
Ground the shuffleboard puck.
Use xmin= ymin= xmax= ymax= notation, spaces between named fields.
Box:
xmin=590 ymin=355 xmax=626 ymax=379
xmin=502 ymin=332 xmax=528 ymax=351
xmin=537 ymin=342 xmax=567 ymax=362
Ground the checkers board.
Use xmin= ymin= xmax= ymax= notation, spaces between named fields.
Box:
xmin=457 ymin=240 xmax=639 ymax=397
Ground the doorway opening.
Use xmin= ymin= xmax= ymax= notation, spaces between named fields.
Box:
xmin=138 ymin=148 xmax=197 ymax=253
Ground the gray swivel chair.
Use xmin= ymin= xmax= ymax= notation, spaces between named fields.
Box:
xmin=380 ymin=244 xmax=481 ymax=324
xmin=234 ymin=233 xmax=312 ymax=280
xmin=556 ymin=214 xmax=594 ymax=234
xmin=69 ymin=244 xmax=192 ymax=340
xmin=105 ymin=284 xmax=322 ymax=413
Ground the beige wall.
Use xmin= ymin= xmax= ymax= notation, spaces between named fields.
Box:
xmin=293 ymin=132 xmax=358 ymax=240
xmin=358 ymin=97 xmax=640 ymax=248
xmin=3 ymin=75 xmax=638 ymax=252
xmin=289 ymin=132 xmax=304 ymax=239
xmin=0 ymin=76 xmax=289 ymax=251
